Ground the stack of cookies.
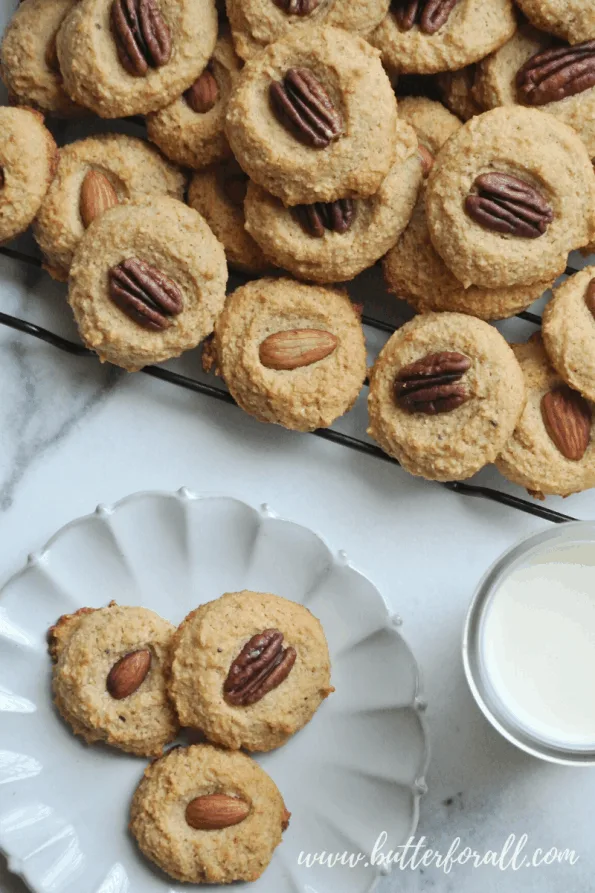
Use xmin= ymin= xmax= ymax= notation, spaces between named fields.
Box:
xmin=2 ymin=0 xmax=595 ymax=498
xmin=49 ymin=592 xmax=333 ymax=884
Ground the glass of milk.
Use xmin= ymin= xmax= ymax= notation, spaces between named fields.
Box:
xmin=464 ymin=522 xmax=595 ymax=765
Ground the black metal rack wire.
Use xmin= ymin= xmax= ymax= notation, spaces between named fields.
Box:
xmin=0 ymin=243 xmax=579 ymax=525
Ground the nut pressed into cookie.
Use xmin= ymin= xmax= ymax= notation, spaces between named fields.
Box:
xmin=368 ymin=312 xmax=526 ymax=481
xmin=34 ymin=134 xmax=186 ymax=281
xmin=244 ymin=120 xmax=423 ymax=283
xmin=496 ymin=335 xmax=595 ymax=498
xmin=146 ymin=29 xmax=242 ymax=171
xmin=0 ymin=106 xmax=57 ymax=243
xmin=169 ymin=591 xmax=333 ymax=751
xmin=56 ymin=0 xmax=218 ymax=117
xmin=215 ymin=277 xmax=367 ymax=431
xmin=436 ymin=64 xmax=484 ymax=121
xmin=515 ymin=0 xmax=595 ymax=45
xmin=49 ymin=602 xmax=179 ymax=757
xmin=425 ymin=106 xmax=595 ymax=289
xmin=130 ymin=744 xmax=289 ymax=883
xmin=542 ymin=267 xmax=595 ymax=403
xmin=225 ymin=26 xmax=398 ymax=205
xmin=68 ymin=196 xmax=227 ymax=371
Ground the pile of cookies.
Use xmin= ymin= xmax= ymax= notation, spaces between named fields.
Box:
xmin=48 ymin=592 xmax=333 ymax=883
xmin=2 ymin=0 xmax=595 ymax=498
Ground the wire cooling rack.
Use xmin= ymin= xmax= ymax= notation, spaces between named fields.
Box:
xmin=0 ymin=242 xmax=579 ymax=525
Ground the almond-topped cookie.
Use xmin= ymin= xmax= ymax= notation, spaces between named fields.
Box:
xmin=169 ymin=591 xmax=333 ymax=752
xmin=49 ymin=602 xmax=179 ymax=757
xmin=130 ymin=745 xmax=290 ymax=883
xmin=368 ymin=312 xmax=526 ymax=481
xmin=215 ymin=277 xmax=367 ymax=431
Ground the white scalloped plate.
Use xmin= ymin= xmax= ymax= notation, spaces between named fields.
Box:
xmin=0 ymin=490 xmax=429 ymax=893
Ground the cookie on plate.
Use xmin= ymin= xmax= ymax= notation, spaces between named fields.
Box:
xmin=436 ymin=65 xmax=484 ymax=121
xmin=49 ymin=602 xmax=179 ymax=757
xmin=368 ymin=312 xmax=526 ymax=481
xmin=56 ymin=0 xmax=218 ymax=117
xmin=0 ymin=106 xmax=57 ymax=243
xmin=243 ymin=120 xmax=423 ymax=283
xmin=425 ymin=106 xmax=595 ymax=289
xmin=215 ymin=277 xmax=367 ymax=431
xmin=225 ymin=26 xmax=398 ymax=205
xmin=384 ymin=189 xmax=554 ymax=320
xmin=542 ymin=267 xmax=595 ymax=403
xmin=68 ymin=196 xmax=227 ymax=371
xmin=515 ymin=0 xmax=595 ymax=45
xmin=0 ymin=0 xmax=83 ymax=116
xmin=146 ymin=29 xmax=242 ymax=171
xmin=397 ymin=96 xmax=461 ymax=174
xmin=169 ymin=591 xmax=333 ymax=751
xmin=187 ymin=159 xmax=269 ymax=275
xmin=496 ymin=335 xmax=595 ymax=498
xmin=370 ymin=0 xmax=516 ymax=75
xmin=130 ymin=744 xmax=290 ymax=883
xmin=474 ymin=25 xmax=595 ymax=158
xmin=34 ymin=134 xmax=185 ymax=281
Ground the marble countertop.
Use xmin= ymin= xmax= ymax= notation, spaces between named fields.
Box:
xmin=2 ymin=233 xmax=594 ymax=893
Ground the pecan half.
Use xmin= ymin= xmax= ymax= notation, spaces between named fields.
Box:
xmin=465 ymin=172 xmax=553 ymax=239
xmin=542 ymin=386 xmax=591 ymax=461
xmin=294 ymin=199 xmax=355 ymax=238
xmin=224 ymin=629 xmax=297 ymax=706
xmin=274 ymin=0 xmax=320 ymax=15
xmin=392 ymin=0 xmax=459 ymax=34
xmin=110 ymin=0 xmax=171 ymax=78
xmin=395 ymin=351 xmax=471 ymax=415
xmin=108 ymin=258 xmax=183 ymax=331
xmin=270 ymin=68 xmax=343 ymax=149
xmin=185 ymin=67 xmax=219 ymax=114
xmin=586 ymin=278 xmax=595 ymax=319
xmin=517 ymin=40 xmax=595 ymax=106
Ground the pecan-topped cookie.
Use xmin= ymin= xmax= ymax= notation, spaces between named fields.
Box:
xmin=370 ymin=0 xmax=516 ymax=75
xmin=169 ymin=591 xmax=333 ymax=752
xmin=515 ymin=0 xmax=595 ymax=46
xmin=68 ymin=196 xmax=227 ymax=371
xmin=49 ymin=602 xmax=179 ymax=757
xmin=226 ymin=0 xmax=390 ymax=61
xmin=225 ymin=26 xmax=398 ymax=205
xmin=34 ymin=134 xmax=185 ymax=281
xmin=497 ymin=335 xmax=595 ymax=498
xmin=146 ymin=30 xmax=242 ymax=171
xmin=368 ymin=312 xmax=525 ymax=481
xmin=425 ymin=106 xmax=595 ymax=289
xmin=243 ymin=120 xmax=423 ymax=282
xmin=56 ymin=0 xmax=217 ymax=117
xmin=130 ymin=745 xmax=290 ymax=883
xmin=215 ymin=277 xmax=367 ymax=431
xmin=542 ymin=267 xmax=595 ymax=404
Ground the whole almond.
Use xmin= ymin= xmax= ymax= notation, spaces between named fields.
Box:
xmin=259 ymin=328 xmax=338 ymax=371
xmin=80 ymin=170 xmax=118 ymax=229
xmin=106 ymin=649 xmax=151 ymax=699
xmin=541 ymin=386 xmax=591 ymax=461
xmin=185 ymin=793 xmax=250 ymax=831
xmin=185 ymin=69 xmax=219 ymax=114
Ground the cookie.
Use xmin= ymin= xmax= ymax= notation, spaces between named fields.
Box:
xmin=473 ymin=25 xmax=595 ymax=158
xmin=515 ymin=0 xmax=595 ymax=46
xmin=243 ymin=120 xmax=422 ymax=283
xmin=0 ymin=0 xmax=83 ymax=116
xmin=49 ymin=602 xmax=179 ymax=757
xmin=0 ymin=106 xmax=57 ymax=243
xmin=370 ymin=0 xmax=516 ymax=75
xmin=425 ymin=106 xmax=595 ymax=289
xmin=384 ymin=189 xmax=553 ymax=320
xmin=68 ymin=196 xmax=227 ymax=371
xmin=496 ymin=335 xmax=595 ymax=498
xmin=34 ymin=134 xmax=185 ymax=281
xmin=146 ymin=29 xmax=242 ymax=171
xmin=397 ymin=96 xmax=461 ymax=162
xmin=226 ymin=0 xmax=390 ymax=61
xmin=187 ymin=159 xmax=269 ymax=275
xmin=130 ymin=744 xmax=289 ymax=883
xmin=542 ymin=266 xmax=595 ymax=403
xmin=55 ymin=0 xmax=218 ymax=117
xmin=214 ymin=277 xmax=367 ymax=431
xmin=436 ymin=64 xmax=484 ymax=121
xmin=169 ymin=590 xmax=333 ymax=751
xmin=367 ymin=312 xmax=526 ymax=481
xmin=225 ymin=26 xmax=398 ymax=205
